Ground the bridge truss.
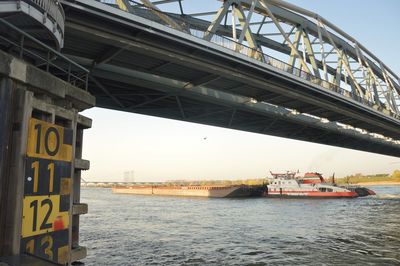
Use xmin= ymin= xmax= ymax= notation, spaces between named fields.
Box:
xmin=112 ymin=0 xmax=400 ymax=118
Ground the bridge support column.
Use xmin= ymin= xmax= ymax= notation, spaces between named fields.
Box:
xmin=0 ymin=50 xmax=94 ymax=265
xmin=0 ymin=79 xmax=31 ymax=257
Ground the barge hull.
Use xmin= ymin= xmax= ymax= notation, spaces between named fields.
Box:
xmin=112 ymin=185 xmax=264 ymax=198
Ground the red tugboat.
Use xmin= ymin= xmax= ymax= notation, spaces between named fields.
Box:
xmin=265 ymin=172 xmax=374 ymax=198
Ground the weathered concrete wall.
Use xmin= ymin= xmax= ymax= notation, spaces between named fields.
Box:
xmin=0 ymin=50 xmax=94 ymax=110
xmin=0 ymin=49 xmax=94 ymax=265
xmin=0 ymin=79 xmax=32 ymax=257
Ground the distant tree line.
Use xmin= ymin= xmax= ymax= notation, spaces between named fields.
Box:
xmin=335 ymin=170 xmax=400 ymax=184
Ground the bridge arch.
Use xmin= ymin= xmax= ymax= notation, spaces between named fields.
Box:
xmin=110 ymin=0 xmax=400 ymax=117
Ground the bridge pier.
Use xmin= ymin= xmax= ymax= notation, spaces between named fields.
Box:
xmin=0 ymin=78 xmax=30 ymax=257
xmin=0 ymin=50 xmax=94 ymax=265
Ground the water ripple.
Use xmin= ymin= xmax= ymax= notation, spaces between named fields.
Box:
xmin=80 ymin=186 xmax=400 ymax=265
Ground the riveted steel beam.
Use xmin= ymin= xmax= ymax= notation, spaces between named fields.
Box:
xmin=237 ymin=0 xmax=256 ymax=45
xmin=92 ymin=46 xmax=127 ymax=67
xmin=183 ymin=74 xmax=220 ymax=89
xmin=316 ymin=20 xmax=328 ymax=81
xmin=204 ymin=0 xmax=232 ymax=41
xmin=259 ymin=0 xmax=311 ymax=74
xmin=129 ymin=94 xmax=172 ymax=109
xmin=90 ymin=75 xmax=125 ymax=108
xmin=288 ymin=27 xmax=302 ymax=68
xmin=319 ymin=20 xmax=365 ymax=99
xmin=234 ymin=2 xmax=262 ymax=59
xmin=175 ymin=95 xmax=186 ymax=119
xmin=302 ymin=28 xmax=321 ymax=78
xmin=139 ymin=0 xmax=185 ymax=31
xmin=116 ymin=0 xmax=133 ymax=12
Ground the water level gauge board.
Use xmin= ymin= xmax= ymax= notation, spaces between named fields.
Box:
xmin=21 ymin=118 xmax=73 ymax=265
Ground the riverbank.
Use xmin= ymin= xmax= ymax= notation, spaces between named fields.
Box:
xmin=351 ymin=181 xmax=400 ymax=186
xmin=335 ymin=170 xmax=400 ymax=186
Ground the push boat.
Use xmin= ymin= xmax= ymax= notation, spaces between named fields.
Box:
xmin=265 ymin=172 xmax=375 ymax=198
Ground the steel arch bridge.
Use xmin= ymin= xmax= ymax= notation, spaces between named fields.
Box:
xmin=1 ymin=0 xmax=400 ymax=156
xmin=65 ymin=0 xmax=400 ymax=156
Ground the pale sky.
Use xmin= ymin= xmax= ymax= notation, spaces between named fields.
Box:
xmin=81 ymin=0 xmax=400 ymax=182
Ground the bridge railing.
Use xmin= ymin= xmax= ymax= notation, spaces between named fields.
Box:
xmin=0 ymin=18 xmax=89 ymax=90
xmin=29 ymin=0 xmax=65 ymax=34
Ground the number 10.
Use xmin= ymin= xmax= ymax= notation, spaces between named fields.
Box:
xmin=34 ymin=124 xmax=60 ymax=157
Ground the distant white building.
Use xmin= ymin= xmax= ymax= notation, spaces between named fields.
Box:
xmin=123 ymin=170 xmax=135 ymax=182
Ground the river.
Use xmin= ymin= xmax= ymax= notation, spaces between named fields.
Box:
xmin=79 ymin=186 xmax=400 ymax=265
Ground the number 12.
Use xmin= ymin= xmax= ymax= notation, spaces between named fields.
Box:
xmin=29 ymin=199 xmax=53 ymax=232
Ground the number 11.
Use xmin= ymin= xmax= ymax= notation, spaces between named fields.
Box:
xmin=31 ymin=161 xmax=55 ymax=193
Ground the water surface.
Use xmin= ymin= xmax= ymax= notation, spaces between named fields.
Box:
xmin=80 ymin=186 xmax=400 ymax=265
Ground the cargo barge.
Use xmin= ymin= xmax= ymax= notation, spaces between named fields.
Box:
xmin=112 ymin=185 xmax=265 ymax=198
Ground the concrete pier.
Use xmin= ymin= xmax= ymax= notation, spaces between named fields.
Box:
xmin=0 ymin=50 xmax=94 ymax=265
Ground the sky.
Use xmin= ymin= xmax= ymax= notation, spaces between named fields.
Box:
xmin=81 ymin=0 xmax=400 ymax=182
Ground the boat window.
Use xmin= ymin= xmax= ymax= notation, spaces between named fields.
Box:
xmin=327 ymin=188 xmax=333 ymax=192
xmin=319 ymin=187 xmax=327 ymax=192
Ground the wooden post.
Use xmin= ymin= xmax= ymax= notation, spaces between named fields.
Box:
xmin=0 ymin=79 xmax=33 ymax=256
